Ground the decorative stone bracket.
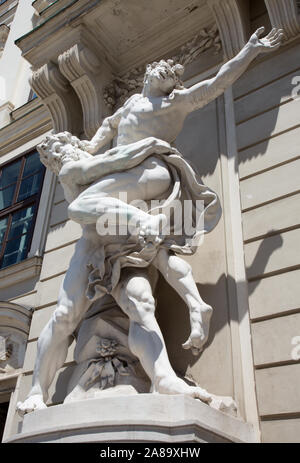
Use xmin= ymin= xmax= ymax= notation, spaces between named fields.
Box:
xmin=30 ymin=62 xmax=82 ymax=134
xmin=264 ymin=0 xmax=300 ymax=40
xmin=207 ymin=0 xmax=248 ymax=59
xmin=58 ymin=43 xmax=110 ymax=138
xmin=0 ymin=24 xmax=10 ymax=55
xmin=0 ymin=302 xmax=32 ymax=376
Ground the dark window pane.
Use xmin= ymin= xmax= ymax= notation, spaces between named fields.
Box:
xmin=23 ymin=152 xmax=43 ymax=177
xmin=17 ymin=171 xmax=43 ymax=202
xmin=0 ymin=217 xmax=8 ymax=247
xmin=0 ymin=160 xmax=21 ymax=188
xmin=0 ymin=184 xmax=16 ymax=210
xmin=8 ymin=206 xmax=35 ymax=240
xmin=1 ymin=234 xmax=30 ymax=268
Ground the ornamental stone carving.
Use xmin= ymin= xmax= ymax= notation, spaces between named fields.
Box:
xmin=0 ymin=302 xmax=32 ymax=376
xmin=207 ymin=0 xmax=248 ymax=59
xmin=58 ymin=43 xmax=110 ymax=138
xmin=30 ymin=62 xmax=82 ymax=134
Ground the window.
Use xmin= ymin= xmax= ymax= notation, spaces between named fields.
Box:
xmin=28 ymin=89 xmax=37 ymax=102
xmin=0 ymin=151 xmax=45 ymax=269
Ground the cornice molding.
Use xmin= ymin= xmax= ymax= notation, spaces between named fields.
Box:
xmin=0 ymin=103 xmax=52 ymax=156
xmin=0 ymin=256 xmax=42 ymax=290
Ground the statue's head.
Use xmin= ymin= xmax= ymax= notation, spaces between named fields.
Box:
xmin=37 ymin=132 xmax=84 ymax=175
xmin=143 ymin=59 xmax=185 ymax=94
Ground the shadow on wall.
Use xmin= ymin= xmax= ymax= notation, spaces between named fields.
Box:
xmin=156 ymin=233 xmax=283 ymax=375
xmin=177 ymin=53 xmax=293 ymax=179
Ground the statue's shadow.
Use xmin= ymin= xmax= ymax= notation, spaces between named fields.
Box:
xmin=156 ymin=233 xmax=283 ymax=376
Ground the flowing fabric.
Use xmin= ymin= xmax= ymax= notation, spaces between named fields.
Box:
xmin=85 ymin=140 xmax=222 ymax=301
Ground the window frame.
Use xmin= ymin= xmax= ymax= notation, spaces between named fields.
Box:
xmin=0 ymin=149 xmax=46 ymax=269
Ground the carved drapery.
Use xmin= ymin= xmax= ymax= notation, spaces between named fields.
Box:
xmin=30 ymin=62 xmax=82 ymax=134
xmin=207 ymin=0 xmax=248 ymax=59
xmin=264 ymin=0 xmax=300 ymax=39
xmin=58 ymin=43 xmax=109 ymax=138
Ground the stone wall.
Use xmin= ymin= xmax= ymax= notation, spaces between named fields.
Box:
xmin=233 ymin=38 xmax=300 ymax=443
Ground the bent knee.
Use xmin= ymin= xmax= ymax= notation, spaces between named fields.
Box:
xmin=51 ymin=306 xmax=79 ymax=335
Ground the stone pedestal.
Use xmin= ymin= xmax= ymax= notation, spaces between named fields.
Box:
xmin=7 ymin=395 xmax=256 ymax=443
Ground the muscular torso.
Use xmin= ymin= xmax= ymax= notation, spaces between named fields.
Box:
xmin=60 ymin=92 xmax=187 ymax=204
xmin=116 ymin=93 xmax=187 ymax=146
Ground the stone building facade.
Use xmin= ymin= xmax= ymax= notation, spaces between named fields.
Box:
xmin=0 ymin=0 xmax=299 ymax=443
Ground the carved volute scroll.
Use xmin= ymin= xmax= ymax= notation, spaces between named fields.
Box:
xmin=58 ymin=43 xmax=110 ymax=138
xmin=30 ymin=62 xmax=82 ymax=134
xmin=207 ymin=0 xmax=248 ymax=59
xmin=264 ymin=0 xmax=300 ymax=39
xmin=0 ymin=302 xmax=32 ymax=377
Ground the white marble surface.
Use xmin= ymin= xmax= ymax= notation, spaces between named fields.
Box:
xmin=17 ymin=28 xmax=283 ymax=419
xmin=11 ymin=395 xmax=256 ymax=443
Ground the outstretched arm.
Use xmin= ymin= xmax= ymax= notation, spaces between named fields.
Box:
xmin=180 ymin=27 xmax=284 ymax=112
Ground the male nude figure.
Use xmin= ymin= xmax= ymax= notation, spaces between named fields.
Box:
xmin=17 ymin=27 xmax=283 ymax=415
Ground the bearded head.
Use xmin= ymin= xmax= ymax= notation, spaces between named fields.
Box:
xmin=37 ymin=132 xmax=85 ymax=175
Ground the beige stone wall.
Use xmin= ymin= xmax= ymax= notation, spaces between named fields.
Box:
xmin=233 ymin=39 xmax=300 ymax=443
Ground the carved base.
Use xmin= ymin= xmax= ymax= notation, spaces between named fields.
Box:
xmin=7 ymin=395 xmax=256 ymax=443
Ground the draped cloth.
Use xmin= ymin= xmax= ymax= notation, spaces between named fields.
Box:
xmin=85 ymin=139 xmax=222 ymax=301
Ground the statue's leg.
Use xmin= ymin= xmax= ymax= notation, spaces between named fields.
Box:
xmin=153 ymin=248 xmax=212 ymax=355
xmin=111 ymin=268 xmax=212 ymax=403
xmin=17 ymin=238 xmax=92 ymax=416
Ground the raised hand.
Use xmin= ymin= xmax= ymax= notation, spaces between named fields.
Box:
xmin=249 ymin=27 xmax=284 ymax=53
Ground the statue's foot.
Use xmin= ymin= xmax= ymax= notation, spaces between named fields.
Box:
xmin=155 ymin=376 xmax=238 ymax=417
xmin=17 ymin=394 xmax=47 ymax=417
xmin=155 ymin=375 xmax=212 ymax=403
xmin=138 ymin=213 xmax=167 ymax=245
xmin=209 ymin=395 xmax=238 ymax=417
xmin=182 ymin=304 xmax=213 ymax=355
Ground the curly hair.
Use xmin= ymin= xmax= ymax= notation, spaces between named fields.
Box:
xmin=143 ymin=59 xmax=185 ymax=90
xmin=37 ymin=131 xmax=85 ymax=175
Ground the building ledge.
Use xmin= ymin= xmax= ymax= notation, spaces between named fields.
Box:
xmin=0 ymin=256 xmax=43 ymax=289
xmin=0 ymin=101 xmax=52 ymax=156
xmin=10 ymin=97 xmax=41 ymax=121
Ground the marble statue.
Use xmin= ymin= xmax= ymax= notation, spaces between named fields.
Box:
xmin=17 ymin=27 xmax=283 ymax=416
